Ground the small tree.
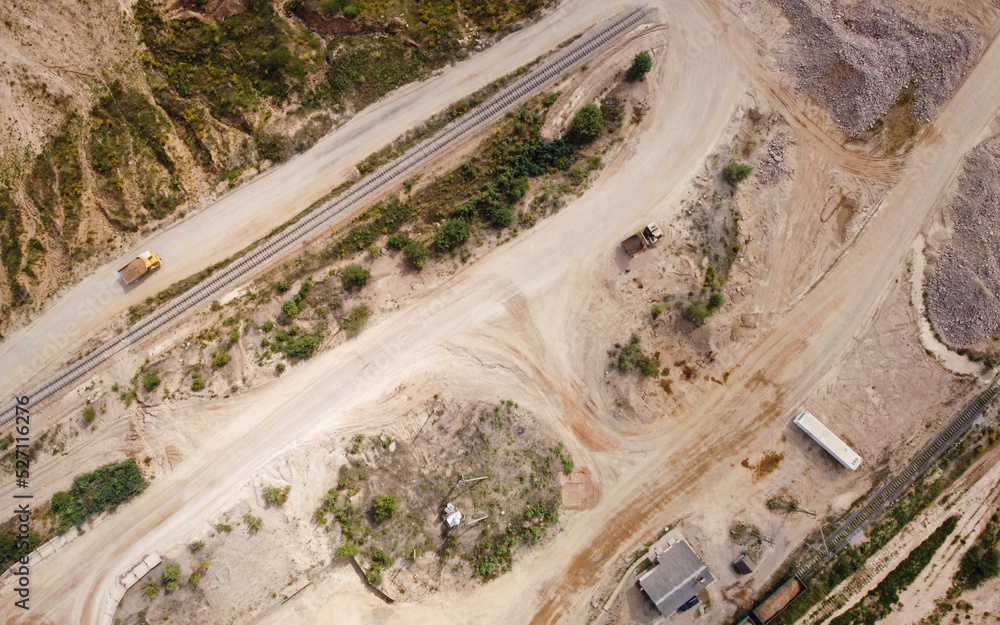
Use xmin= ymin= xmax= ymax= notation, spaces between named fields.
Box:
xmin=568 ymin=103 xmax=604 ymax=144
xmin=372 ymin=494 xmax=399 ymax=522
xmin=341 ymin=264 xmax=371 ymax=291
xmin=435 ymin=219 xmax=471 ymax=250
xmin=626 ymin=51 xmax=653 ymax=81
xmin=723 ymin=161 xmax=754 ymax=185
xmin=163 ymin=562 xmax=181 ymax=591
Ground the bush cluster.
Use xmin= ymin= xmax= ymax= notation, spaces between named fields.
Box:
xmin=609 ymin=334 xmax=660 ymax=377
xmin=49 ymin=460 xmax=148 ymax=534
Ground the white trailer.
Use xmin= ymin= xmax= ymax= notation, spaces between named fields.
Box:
xmin=793 ymin=411 xmax=862 ymax=470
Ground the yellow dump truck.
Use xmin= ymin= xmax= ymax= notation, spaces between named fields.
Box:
xmin=621 ymin=223 xmax=664 ymax=256
xmin=118 ymin=251 xmax=161 ymax=285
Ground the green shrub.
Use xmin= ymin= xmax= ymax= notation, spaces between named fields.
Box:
xmin=567 ymin=103 xmax=604 ymax=144
xmin=264 ymin=485 xmax=290 ymax=507
xmin=435 ymin=219 xmax=471 ymax=250
xmin=269 ymin=326 xmax=323 ymax=359
xmin=142 ymin=582 xmax=160 ymax=599
xmin=336 ymin=543 xmax=360 ymax=558
xmin=651 ymin=303 xmax=665 ymax=319
xmin=723 ymin=161 xmax=753 ymax=185
xmin=191 ymin=371 xmax=205 ymax=391
xmin=320 ymin=0 xmax=345 ymax=17
xmin=188 ymin=573 xmax=201 ymax=588
xmin=142 ymin=370 xmax=161 ymax=392
xmin=216 ymin=524 xmax=232 ymax=533
xmin=282 ymin=300 xmax=299 ymax=318
xmin=686 ymin=303 xmax=711 ymax=322
xmin=343 ymin=3 xmax=359 ymax=18
xmin=341 ymin=264 xmax=371 ymax=291
xmin=262 ymin=320 xmax=274 ymax=332
xmin=626 ymin=51 xmax=653 ymax=81
xmin=211 ymin=351 xmax=231 ymax=370
xmin=708 ymin=292 xmax=724 ymax=309
xmin=275 ymin=363 xmax=286 ymax=374
xmin=163 ymin=562 xmax=181 ymax=592
xmin=372 ymin=494 xmax=399 ymax=522
xmin=342 ymin=305 xmax=371 ymax=337
xmin=244 ymin=513 xmax=263 ymax=534
xmin=403 ymin=240 xmax=429 ymax=269
xmin=82 ymin=404 xmax=96 ymax=423
xmin=636 ymin=354 xmax=661 ymax=378
xmin=387 ymin=233 xmax=411 ymax=249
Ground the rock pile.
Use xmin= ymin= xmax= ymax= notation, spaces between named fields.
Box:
xmin=927 ymin=136 xmax=1000 ymax=346
xmin=771 ymin=0 xmax=980 ymax=135
xmin=755 ymin=132 xmax=793 ymax=186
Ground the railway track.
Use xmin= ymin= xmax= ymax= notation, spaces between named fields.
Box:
xmin=2 ymin=7 xmax=652 ymax=426
xmin=797 ymin=378 xmax=1000 ymax=579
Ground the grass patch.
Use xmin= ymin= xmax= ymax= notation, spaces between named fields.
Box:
xmin=341 ymin=305 xmax=371 ymax=336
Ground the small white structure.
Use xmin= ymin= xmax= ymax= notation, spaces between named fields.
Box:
xmin=793 ymin=411 xmax=863 ymax=470
xmin=442 ymin=502 xmax=462 ymax=529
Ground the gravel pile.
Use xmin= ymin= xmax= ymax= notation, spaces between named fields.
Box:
xmin=771 ymin=0 xmax=979 ymax=135
xmin=927 ymin=136 xmax=1000 ymax=346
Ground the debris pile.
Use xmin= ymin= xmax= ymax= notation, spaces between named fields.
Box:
xmin=771 ymin=0 xmax=979 ymax=135
xmin=755 ymin=133 xmax=793 ymax=186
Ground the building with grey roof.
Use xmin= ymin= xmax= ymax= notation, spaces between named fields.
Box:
xmin=637 ymin=538 xmax=715 ymax=615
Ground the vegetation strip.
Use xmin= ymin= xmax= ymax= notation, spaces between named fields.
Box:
xmin=0 ymin=460 xmax=147 ymax=571
xmin=829 ymin=516 xmax=958 ymax=625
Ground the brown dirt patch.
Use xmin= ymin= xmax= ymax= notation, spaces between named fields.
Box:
xmin=561 ymin=466 xmax=599 ymax=511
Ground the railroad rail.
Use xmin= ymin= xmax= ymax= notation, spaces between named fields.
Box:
xmin=2 ymin=7 xmax=653 ymax=426
xmin=797 ymin=378 xmax=1000 ymax=578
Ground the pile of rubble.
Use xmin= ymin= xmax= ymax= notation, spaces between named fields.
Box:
xmin=927 ymin=136 xmax=1000 ymax=346
xmin=771 ymin=0 xmax=980 ymax=135
xmin=755 ymin=132 xmax=793 ymax=186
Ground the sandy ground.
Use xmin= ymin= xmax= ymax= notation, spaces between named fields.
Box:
xmin=4 ymin=0 xmax=1000 ymax=624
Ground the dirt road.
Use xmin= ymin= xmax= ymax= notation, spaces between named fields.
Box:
xmin=6 ymin=0 xmax=1000 ymax=624
xmin=0 ymin=0 xmax=630 ymax=397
